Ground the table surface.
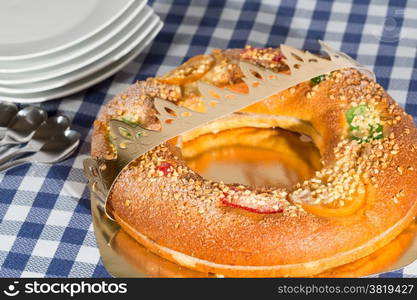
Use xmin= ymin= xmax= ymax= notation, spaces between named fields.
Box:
xmin=1 ymin=0 xmax=417 ymax=278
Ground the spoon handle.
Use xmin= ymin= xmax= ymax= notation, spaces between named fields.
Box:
xmin=0 ymin=136 xmax=20 ymax=147
xmin=0 ymin=128 xmax=6 ymax=140
xmin=0 ymin=157 xmax=30 ymax=172
xmin=0 ymin=147 xmax=27 ymax=166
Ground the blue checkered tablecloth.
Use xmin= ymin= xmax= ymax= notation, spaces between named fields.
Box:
xmin=1 ymin=0 xmax=417 ymax=278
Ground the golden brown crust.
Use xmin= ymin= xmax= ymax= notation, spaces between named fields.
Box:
xmin=91 ymin=47 xmax=417 ymax=277
xmin=111 ymin=220 xmax=417 ymax=277
xmin=111 ymin=203 xmax=417 ymax=277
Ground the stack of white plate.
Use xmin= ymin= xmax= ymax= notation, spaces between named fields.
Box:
xmin=0 ymin=0 xmax=163 ymax=103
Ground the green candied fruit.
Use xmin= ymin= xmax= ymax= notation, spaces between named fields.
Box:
xmin=120 ymin=116 xmax=138 ymax=126
xmin=346 ymin=104 xmax=368 ymax=129
xmin=119 ymin=116 xmax=144 ymax=138
xmin=310 ymin=74 xmax=326 ymax=86
xmin=346 ymin=104 xmax=384 ymax=143
xmin=368 ymin=123 xmax=383 ymax=140
xmin=118 ymin=126 xmax=132 ymax=138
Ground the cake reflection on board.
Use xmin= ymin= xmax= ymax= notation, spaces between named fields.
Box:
xmin=183 ymin=127 xmax=321 ymax=190
xmin=92 ymin=127 xmax=417 ymax=277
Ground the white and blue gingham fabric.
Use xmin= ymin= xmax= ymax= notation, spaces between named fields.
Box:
xmin=1 ymin=0 xmax=417 ymax=278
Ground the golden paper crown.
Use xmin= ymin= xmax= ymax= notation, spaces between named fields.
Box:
xmin=83 ymin=41 xmax=375 ymax=220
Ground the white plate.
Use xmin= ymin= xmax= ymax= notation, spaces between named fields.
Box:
xmin=0 ymin=0 xmax=134 ymax=60
xmin=0 ymin=20 xmax=163 ymax=103
xmin=0 ymin=7 xmax=155 ymax=86
xmin=0 ymin=0 xmax=145 ymax=73
xmin=0 ymin=10 xmax=158 ymax=94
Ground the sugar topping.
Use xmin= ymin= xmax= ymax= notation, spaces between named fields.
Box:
xmin=241 ymin=46 xmax=288 ymax=73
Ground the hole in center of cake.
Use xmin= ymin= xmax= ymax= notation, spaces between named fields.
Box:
xmin=181 ymin=126 xmax=321 ymax=189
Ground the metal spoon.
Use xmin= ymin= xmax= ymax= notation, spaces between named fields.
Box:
xmin=0 ymin=102 xmax=18 ymax=140
xmin=0 ymin=129 xmax=80 ymax=172
xmin=0 ymin=106 xmax=47 ymax=147
xmin=0 ymin=115 xmax=70 ymax=165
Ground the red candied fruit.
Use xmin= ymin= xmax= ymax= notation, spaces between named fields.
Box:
xmin=220 ymin=187 xmax=283 ymax=214
xmin=272 ymin=53 xmax=284 ymax=62
xmin=156 ymin=161 xmax=174 ymax=176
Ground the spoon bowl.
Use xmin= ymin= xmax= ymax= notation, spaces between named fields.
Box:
xmin=40 ymin=129 xmax=81 ymax=158
xmin=0 ymin=101 xmax=18 ymax=139
xmin=28 ymin=115 xmax=70 ymax=150
xmin=0 ymin=101 xmax=18 ymax=127
xmin=0 ymin=106 xmax=47 ymax=146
